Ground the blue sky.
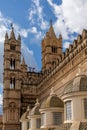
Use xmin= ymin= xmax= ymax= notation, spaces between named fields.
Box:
xmin=0 ymin=0 xmax=87 ymax=114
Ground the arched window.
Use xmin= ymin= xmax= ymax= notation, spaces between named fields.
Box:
xmin=52 ymin=46 xmax=57 ymax=53
xmin=9 ymin=102 xmax=16 ymax=120
xmin=10 ymin=77 xmax=15 ymax=89
xmin=10 ymin=58 xmax=15 ymax=70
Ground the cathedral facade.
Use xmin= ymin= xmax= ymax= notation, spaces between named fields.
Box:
xmin=2 ymin=22 xmax=87 ymax=130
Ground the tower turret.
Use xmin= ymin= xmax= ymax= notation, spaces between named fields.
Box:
xmin=17 ymin=34 xmax=21 ymax=42
xmin=10 ymin=25 xmax=15 ymax=39
xmin=3 ymin=25 xmax=21 ymax=130
xmin=42 ymin=21 xmax=62 ymax=71
xmin=21 ymin=57 xmax=27 ymax=72
xmin=5 ymin=32 xmax=8 ymax=41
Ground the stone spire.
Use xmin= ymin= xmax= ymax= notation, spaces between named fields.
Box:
xmin=17 ymin=34 xmax=21 ymax=41
xmin=22 ymin=57 xmax=26 ymax=65
xmin=5 ymin=32 xmax=8 ymax=41
xmin=10 ymin=23 xmax=15 ymax=39
xmin=59 ymin=33 xmax=62 ymax=39
xmin=48 ymin=20 xmax=56 ymax=38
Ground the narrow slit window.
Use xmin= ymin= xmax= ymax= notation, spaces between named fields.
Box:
xmin=10 ymin=78 xmax=15 ymax=89
xmin=65 ymin=101 xmax=72 ymax=120
xmin=10 ymin=59 xmax=15 ymax=70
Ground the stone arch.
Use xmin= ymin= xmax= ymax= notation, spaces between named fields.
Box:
xmin=8 ymin=102 xmax=16 ymax=120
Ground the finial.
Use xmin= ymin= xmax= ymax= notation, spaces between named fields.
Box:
xmin=50 ymin=87 xmax=56 ymax=96
xmin=50 ymin=19 xmax=52 ymax=26
xmin=27 ymin=106 xmax=30 ymax=111
xmin=59 ymin=34 xmax=62 ymax=39
xmin=10 ymin=23 xmax=14 ymax=30
xmin=48 ymin=20 xmax=56 ymax=38
xmin=5 ymin=32 xmax=8 ymax=40
xmin=22 ymin=57 xmax=25 ymax=65
xmin=35 ymin=98 xmax=39 ymax=106
xmin=10 ymin=23 xmax=15 ymax=39
xmin=18 ymin=33 xmax=21 ymax=41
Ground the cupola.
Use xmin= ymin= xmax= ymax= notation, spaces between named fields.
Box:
xmin=20 ymin=106 xmax=30 ymax=130
xmin=40 ymin=87 xmax=64 ymax=129
xmin=62 ymin=69 xmax=87 ymax=124
xmin=28 ymin=99 xmax=41 ymax=130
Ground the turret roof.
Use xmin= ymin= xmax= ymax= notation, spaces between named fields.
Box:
xmin=47 ymin=20 xmax=56 ymax=38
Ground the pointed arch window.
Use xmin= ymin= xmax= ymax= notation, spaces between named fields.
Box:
xmin=52 ymin=46 xmax=57 ymax=53
xmin=10 ymin=44 xmax=16 ymax=50
xmin=9 ymin=102 xmax=16 ymax=120
xmin=10 ymin=58 xmax=15 ymax=70
xmin=10 ymin=77 xmax=15 ymax=89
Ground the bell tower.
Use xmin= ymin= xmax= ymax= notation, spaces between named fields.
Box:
xmin=42 ymin=21 xmax=62 ymax=71
xmin=3 ymin=25 xmax=21 ymax=130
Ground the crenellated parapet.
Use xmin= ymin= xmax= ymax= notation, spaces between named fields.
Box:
xmin=38 ymin=29 xmax=87 ymax=85
xmin=42 ymin=21 xmax=62 ymax=71
xmin=20 ymin=25 xmax=87 ymax=88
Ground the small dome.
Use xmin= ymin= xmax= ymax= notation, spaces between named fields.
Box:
xmin=41 ymin=87 xmax=64 ymax=109
xmin=20 ymin=106 xmax=30 ymax=122
xmin=30 ymin=99 xmax=41 ymax=116
xmin=63 ymin=75 xmax=87 ymax=95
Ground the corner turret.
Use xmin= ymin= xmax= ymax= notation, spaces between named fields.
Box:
xmin=10 ymin=24 xmax=15 ymax=39
xmin=42 ymin=20 xmax=62 ymax=71
xmin=48 ymin=20 xmax=56 ymax=38
xmin=17 ymin=34 xmax=21 ymax=42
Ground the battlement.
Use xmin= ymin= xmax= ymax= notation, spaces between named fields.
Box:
xmin=19 ymin=29 xmax=87 ymax=91
xmin=38 ymin=29 xmax=87 ymax=85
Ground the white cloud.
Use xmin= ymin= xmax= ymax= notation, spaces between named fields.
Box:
xmin=28 ymin=0 xmax=48 ymax=30
xmin=62 ymin=0 xmax=87 ymax=33
xmin=47 ymin=0 xmax=87 ymax=45
xmin=31 ymin=27 xmax=37 ymax=33
xmin=63 ymin=42 xmax=71 ymax=49
xmin=0 ymin=25 xmax=7 ymax=42
xmin=21 ymin=43 xmax=38 ymax=70
xmin=13 ymin=24 xmax=29 ymax=38
xmin=29 ymin=6 xmax=36 ymax=23
xmin=28 ymin=26 xmax=38 ymax=34
xmin=0 ymin=11 xmax=38 ymax=88
xmin=46 ymin=0 xmax=61 ymax=16
xmin=20 ymin=29 xmax=28 ymax=38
